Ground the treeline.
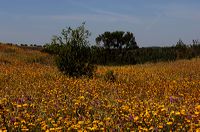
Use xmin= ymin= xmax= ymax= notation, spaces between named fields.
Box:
xmin=0 ymin=42 xmax=43 ymax=51
xmin=44 ymin=35 xmax=200 ymax=66
xmin=1 ymin=26 xmax=200 ymax=66
xmin=90 ymin=42 xmax=200 ymax=65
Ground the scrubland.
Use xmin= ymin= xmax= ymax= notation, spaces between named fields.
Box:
xmin=0 ymin=44 xmax=199 ymax=131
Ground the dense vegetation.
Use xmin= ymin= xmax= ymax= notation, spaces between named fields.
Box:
xmin=0 ymin=44 xmax=199 ymax=131
xmin=47 ymin=23 xmax=95 ymax=77
xmin=42 ymin=24 xmax=200 ymax=66
xmin=3 ymin=39 xmax=200 ymax=66
xmin=2 ymin=27 xmax=200 ymax=67
xmin=90 ymin=39 xmax=200 ymax=65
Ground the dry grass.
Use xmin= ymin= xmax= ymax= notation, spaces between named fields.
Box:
xmin=0 ymin=44 xmax=199 ymax=131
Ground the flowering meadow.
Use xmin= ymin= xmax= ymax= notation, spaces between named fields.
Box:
xmin=0 ymin=44 xmax=199 ymax=131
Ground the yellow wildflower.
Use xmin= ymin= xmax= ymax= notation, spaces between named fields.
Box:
xmin=134 ymin=116 xmax=139 ymax=122
xmin=167 ymin=122 xmax=173 ymax=125
xmin=17 ymin=105 xmax=22 ymax=108
xmin=180 ymin=109 xmax=186 ymax=115
xmin=78 ymin=121 xmax=84 ymax=125
xmin=175 ymin=111 xmax=180 ymax=115
xmin=23 ymin=104 xmax=28 ymax=107
xmin=195 ymin=105 xmax=200 ymax=110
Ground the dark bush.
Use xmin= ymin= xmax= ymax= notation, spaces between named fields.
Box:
xmin=103 ymin=70 xmax=116 ymax=82
xmin=56 ymin=44 xmax=95 ymax=77
xmin=47 ymin=23 xmax=95 ymax=77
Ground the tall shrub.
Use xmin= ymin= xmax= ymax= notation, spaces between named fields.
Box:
xmin=49 ymin=23 xmax=95 ymax=77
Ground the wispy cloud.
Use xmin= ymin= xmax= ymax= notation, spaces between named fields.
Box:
xmin=59 ymin=0 xmax=141 ymax=24
xmin=90 ymin=9 xmax=141 ymax=24
xmin=163 ymin=4 xmax=200 ymax=21
xmin=28 ymin=12 xmax=141 ymax=25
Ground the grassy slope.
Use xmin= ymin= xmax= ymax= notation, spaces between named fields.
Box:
xmin=0 ymin=44 xmax=199 ymax=131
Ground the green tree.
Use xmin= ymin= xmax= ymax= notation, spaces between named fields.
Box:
xmin=176 ymin=39 xmax=187 ymax=49
xmin=123 ymin=32 xmax=138 ymax=49
xmin=48 ymin=22 xmax=95 ymax=77
xmin=96 ymin=32 xmax=113 ymax=49
xmin=112 ymin=31 xmax=124 ymax=49
xmin=96 ymin=31 xmax=138 ymax=50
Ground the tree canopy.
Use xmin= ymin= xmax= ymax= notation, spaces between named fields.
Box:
xmin=96 ymin=31 xmax=138 ymax=50
xmin=45 ymin=22 xmax=95 ymax=77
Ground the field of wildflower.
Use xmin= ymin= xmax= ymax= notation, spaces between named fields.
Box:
xmin=0 ymin=44 xmax=199 ymax=131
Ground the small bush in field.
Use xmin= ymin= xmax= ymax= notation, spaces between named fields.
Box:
xmin=56 ymin=44 xmax=95 ymax=77
xmin=104 ymin=70 xmax=116 ymax=82
xmin=48 ymin=23 xmax=95 ymax=77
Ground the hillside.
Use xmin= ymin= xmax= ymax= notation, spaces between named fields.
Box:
xmin=0 ymin=44 xmax=199 ymax=131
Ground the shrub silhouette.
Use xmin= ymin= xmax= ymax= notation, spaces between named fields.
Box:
xmin=103 ymin=70 xmax=116 ymax=82
xmin=56 ymin=44 xmax=95 ymax=77
xmin=48 ymin=23 xmax=95 ymax=77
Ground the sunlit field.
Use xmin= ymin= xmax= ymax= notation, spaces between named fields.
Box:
xmin=0 ymin=44 xmax=199 ymax=131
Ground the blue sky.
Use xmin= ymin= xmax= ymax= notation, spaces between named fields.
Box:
xmin=0 ymin=0 xmax=200 ymax=47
